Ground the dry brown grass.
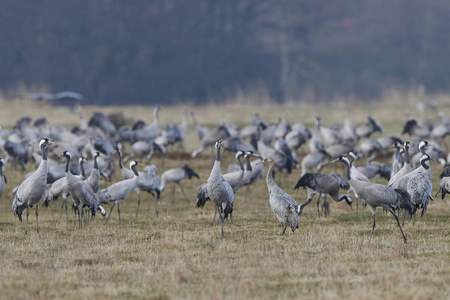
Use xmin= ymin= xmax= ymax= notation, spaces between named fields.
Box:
xmin=0 ymin=96 xmax=449 ymax=299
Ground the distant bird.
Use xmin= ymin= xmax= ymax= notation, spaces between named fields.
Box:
xmin=160 ymin=164 xmax=199 ymax=202
xmin=355 ymin=116 xmax=382 ymax=139
xmin=295 ymin=172 xmax=352 ymax=217
xmin=257 ymin=157 xmax=299 ymax=235
xmin=191 ymin=111 xmax=209 ymax=142
xmin=206 ymin=140 xmax=234 ymax=237
xmin=348 ymin=152 xmax=370 ymax=212
xmin=0 ymin=158 xmax=6 ymax=199
xmin=335 ymin=156 xmax=411 ymax=243
xmin=62 ymin=151 xmax=99 ymax=228
xmin=436 ymin=163 xmax=450 ymax=199
xmin=402 ymin=119 xmax=430 ymax=139
xmin=85 ymin=151 xmax=101 ymax=193
xmin=222 ymin=151 xmax=246 ymax=193
xmin=12 ymin=138 xmax=53 ymax=234
xmin=99 ymin=161 xmax=140 ymax=224
xmin=4 ymin=139 xmax=28 ymax=171
xmin=191 ymin=125 xmax=230 ymax=158
xmin=300 ymin=151 xmax=329 ymax=176
xmin=309 ymin=117 xmax=327 ymax=154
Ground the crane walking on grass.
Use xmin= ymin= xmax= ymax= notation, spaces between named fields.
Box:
xmin=12 ymin=138 xmax=53 ymax=234
xmin=334 ymin=155 xmax=411 ymax=243
xmin=257 ymin=157 xmax=299 ymax=235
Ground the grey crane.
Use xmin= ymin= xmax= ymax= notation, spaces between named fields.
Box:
xmin=300 ymin=151 xmax=329 ymax=177
xmin=117 ymin=147 xmax=161 ymax=217
xmin=191 ymin=111 xmax=209 ymax=142
xmin=12 ymin=138 xmax=53 ymax=234
xmin=196 ymin=150 xmax=245 ymax=224
xmin=295 ymin=172 xmax=352 ymax=217
xmin=436 ymin=162 xmax=450 ymax=199
xmin=207 ymin=139 xmax=234 ymax=237
xmin=257 ymin=156 xmax=299 ymax=235
xmin=191 ymin=125 xmax=230 ymax=158
xmin=348 ymin=152 xmax=370 ymax=213
xmin=4 ymin=139 xmax=28 ymax=171
xmin=160 ymin=164 xmax=199 ymax=202
xmin=388 ymin=142 xmax=411 ymax=185
xmin=85 ymin=151 xmax=101 ymax=193
xmin=355 ymin=116 xmax=382 ymax=139
xmin=100 ymin=161 xmax=140 ymax=224
xmin=43 ymin=156 xmax=87 ymax=222
xmin=62 ymin=151 xmax=99 ymax=228
xmin=335 ymin=156 xmax=411 ymax=243
xmin=390 ymin=142 xmax=404 ymax=177
xmin=310 ymin=117 xmax=327 ymax=154
xmin=0 ymin=158 xmax=6 ymax=199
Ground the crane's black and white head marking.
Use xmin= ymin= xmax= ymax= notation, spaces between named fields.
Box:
xmin=39 ymin=138 xmax=50 ymax=148
xmin=79 ymin=156 xmax=87 ymax=163
xmin=63 ymin=151 xmax=72 ymax=158
xmin=420 ymin=154 xmax=431 ymax=164
xmin=348 ymin=152 xmax=357 ymax=160
xmin=339 ymin=155 xmax=350 ymax=166
xmin=129 ymin=160 xmax=139 ymax=169
xmin=95 ymin=151 xmax=100 ymax=158
xmin=419 ymin=140 xmax=429 ymax=151
xmin=215 ymin=139 xmax=223 ymax=149
xmin=404 ymin=141 xmax=410 ymax=149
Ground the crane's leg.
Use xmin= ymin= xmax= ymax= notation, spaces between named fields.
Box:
xmin=178 ymin=184 xmax=189 ymax=202
xmin=60 ymin=199 xmax=65 ymax=221
xmin=368 ymin=207 xmax=376 ymax=243
xmin=80 ymin=207 xmax=84 ymax=229
xmin=78 ymin=207 xmax=82 ymax=229
xmin=211 ymin=206 xmax=217 ymax=226
xmin=389 ymin=209 xmax=407 ymax=244
xmin=25 ymin=206 xmax=29 ymax=235
xmin=316 ymin=196 xmax=321 ymax=217
xmin=118 ymin=203 xmax=121 ymax=224
xmin=172 ymin=185 xmax=176 ymax=202
xmin=298 ymin=196 xmax=313 ymax=217
xmin=153 ymin=193 xmax=159 ymax=216
xmin=281 ymin=223 xmax=287 ymax=235
xmin=136 ymin=190 xmax=141 ymax=218
xmin=35 ymin=204 xmax=39 ymax=233
xmin=105 ymin=203 xmax=116 ymax=225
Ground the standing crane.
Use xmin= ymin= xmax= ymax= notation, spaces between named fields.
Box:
xmin=160 ymin=164 xmax=199 ymax=202
xmin=12 ymin=138 xmax=53 ymax=234
xmin=207 ymin=140 xmax=234 ymax=237
xmin=0 ymin=157 xmax=6 ymax=199
xmin=334 ymin=156 xmax=411 ymax=243
xmin=99 ymin=161 xmax=140 ymax=225
xmin=62 ymin=151 xmax=99 ymax=229
xmin=257 ymin=157 xmax=299 ymax=235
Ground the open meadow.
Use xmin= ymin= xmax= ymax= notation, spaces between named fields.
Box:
xmin=0 ymin=95 xmax=450 ymax=299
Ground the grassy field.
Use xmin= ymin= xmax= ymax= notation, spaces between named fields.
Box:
xmin=0 ymin=97 xmax=450 ymax=299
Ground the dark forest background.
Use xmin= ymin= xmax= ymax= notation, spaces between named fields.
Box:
xmin=1 ymin=0 xmax=449 ymax=105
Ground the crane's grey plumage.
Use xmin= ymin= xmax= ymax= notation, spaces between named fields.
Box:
xmin=85 ymin=151 xmax=101 ymax=193
xmin=63 ymin=151 xmax=99 ymax=229
xmin=0 ymin=158 xmax=6 ymax=199
xmin=310 ymin=117 xmax=327 ymax=154
xmin=12 ymin=138 xmax=53 ymax=234
xmin=117 ymin=147 xmax=161 ymax=217
xmin=436 ymin=163 xmax=450 ymax=199
xmin=348 ymin=152 xmax=370 ymax=212
xmin=100 ymin=161 xmax=140 ymax=224
xmin=191 ymin=125 xmax=230 ymax=158
xmin=295 ymin=171 xmax=352 ymax=217
xmin=160 ymin=164 xmax=199 ymax=202
xmin=258 ymin=157 xmax=298 ymax=235
xmin=335 ymin=156 xmax=411 ymax=243
xmin=191 ymin=111 xmax=209 ymax=142
xmin=222 ymin=151 xmax=246 ymax=193
xmin=207 ymin=140 xmax=234 ymax=237
xmin=389 ymin=142 xmax=411 ymax=185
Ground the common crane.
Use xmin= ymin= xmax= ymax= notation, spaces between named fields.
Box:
xmin=99 ymin=161 xmax=140 ymax=224
xmin=335 ymin=156 xmax=411 ymax=243
xmin=207 ymin=140 xmax=234 ymax=237
xmin=12 ymin=138 xmax=53 ymax=234
xmin=160 ymin=164 xmax=199 ymax=202
xmin=257 ymin=157 xmax=298 ymax=235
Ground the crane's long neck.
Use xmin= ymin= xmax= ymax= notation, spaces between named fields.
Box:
xmin=265 ymin=161 xmax=275 ymax=186
xmin=237 ymin=154 xmax=244 ymax=172
xmin=118 ymin=151 xmax=124 ymax=169
xmin=41 ymin=145 xmax=48 ymax=161
xmin=342 ymin=161 xmax=351 ymax=181
xmin=0 ymin=162 xmax=3 ymax=176
xmin=245 ymin=156 xmax=252 ymax=172
xmin=65 ymin=156 xmax=70 ymax=173
xmin=421 ymin=159 xmax=430 ymax=170
xmin=211 ymin=146 xmax=222 ymax=174
xmin=80 ymin=160 xmax=85 ymax=177
xmin=314 ymin=121 xmax=320 ymax=137
xmin=131 ymin=164 xmax=139 ymax=177
xmin=94 ymin=155 xmax=99 ymax=170
xmin=404 ymin=147 xmax=410 ymax=165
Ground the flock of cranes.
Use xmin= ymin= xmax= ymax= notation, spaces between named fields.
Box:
xmin=2 ymin=102 xmax=450 ymax=243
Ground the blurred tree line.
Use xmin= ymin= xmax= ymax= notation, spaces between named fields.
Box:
xmin=1 ymin=0 xmax=449 ymax=105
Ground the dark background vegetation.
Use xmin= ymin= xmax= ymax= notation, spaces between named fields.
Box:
xmin=1 ymin=0 xmax=449 ymax=105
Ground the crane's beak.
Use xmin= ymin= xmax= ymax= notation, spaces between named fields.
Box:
xmin=255 ymin=160 xmax=263 ymax=165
